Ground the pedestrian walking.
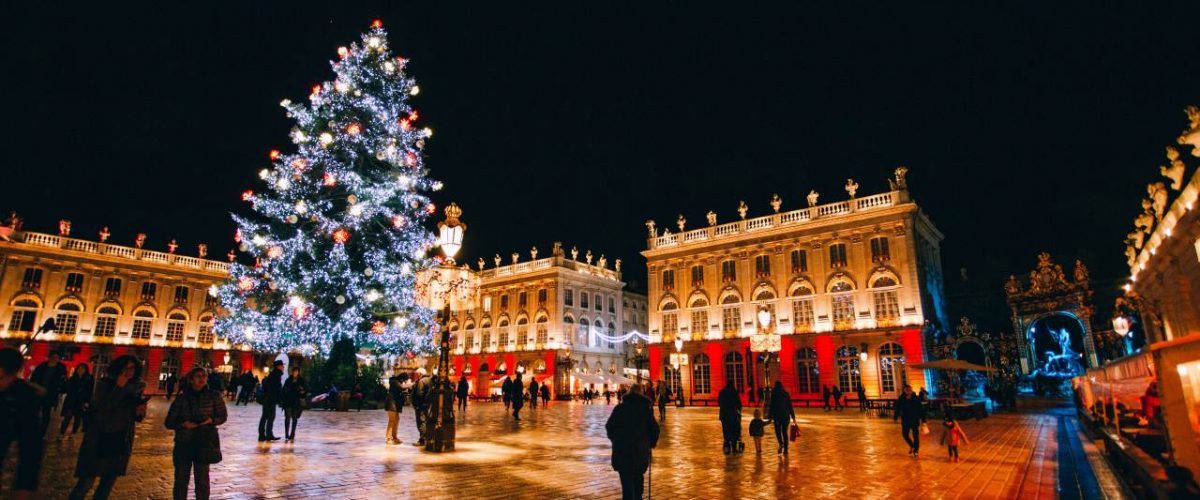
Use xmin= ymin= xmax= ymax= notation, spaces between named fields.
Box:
xmin=919 ymin=386 xmax=929 ymax=402
xmin=501 ymin=375 xmax=513 ymax=411
xmin=894 ymin=384 xmax=927 ymax=457
xmin=940 ymin=416 xmax=969 ymax=463
xmin=0 ymin=347 xmax=44 ymax=500
xmin=456 ymin=376 xmax=469 ymax=413
xmin=718 ymin=382 xmax=743 ymax=454
xmin=605 ymin=384 xmax=659 ymax=500
xmin=411 ymin=368 xmax=431 ymax=446
xmin=257 ymin=360 xmax=283 ymax=442
xmin=529 ymin=378 xmax=539 ymax=409
xmin=68 ymin=354 xmax=148 ymax=500
xmin=280 ymin=366 xmax=306 ymax=441
xmin=59 ymin=363 xmax=94 ymax=438
xmin=206 ymin=370 xmax=224 ymax=396
xmin=540 ymin=383 xmax=550 ymax=408
xmin=832 ymin=385 xmax=844 ymax=411
xmin=31 ymin=351 xmax=68 ymax=438
xmin=385 ymin=371 xmax=407 ymax=444
xmin=822 ymin=385 xmax=832 ymax=411
xmin=748 ymin=409 xmax=766 ymax=455
xmin=857 ymin=384 xmax=868 ymax=412
xmin=605 ymin=389 xmax=613 ymax=405
xmin=655 ymin=380 xmax=671 ymax=421
xmin=235 ymin=371 xmax=254 ymax=405
xmin=165 ymin=367 xmax=227 ymax=500
xmin=768 ymin=381 xmax=797 ymax=455
xmin=511 ymin=373 xmax=525 ymax=421
xmin=164 ymin=373 xmax=177 ymax=400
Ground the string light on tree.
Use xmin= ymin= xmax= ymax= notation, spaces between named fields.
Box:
xmin=215 ymin=20 xmax=440 ymax=355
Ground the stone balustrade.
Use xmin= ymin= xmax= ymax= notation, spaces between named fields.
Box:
xmin=14 ymin=231 xmax=230 ymax=273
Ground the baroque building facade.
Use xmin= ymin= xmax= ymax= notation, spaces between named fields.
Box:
xmin=0 ymin=221 xmax=251 ymax=394
xmin=447 ymin=243 xmax=637 ymax=398
xmin=641 ymin=170 xmax=948 ymax=404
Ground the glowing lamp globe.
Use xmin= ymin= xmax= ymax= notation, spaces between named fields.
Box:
xmin=437 ymin=203 xmax=466 ymax=261
xmin=757 ymin=307 xmax=772 ymax=329
xmin=674 ymin=337 xmax=683 ymax=352
xmin=1112 ymin=316 xmax=1131 ymax=337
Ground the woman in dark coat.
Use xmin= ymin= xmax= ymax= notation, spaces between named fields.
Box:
xmin=717 ymin=382 xmax=742 ymax=454
xmin=511 ymin=374 xmax=525 ymax=421
xmin=59 ymin=363 xmax=94 ymax=438
xmin=385 ymin=373 xmax=408 ymax=444
xmin=767 ymin=381 xmax=797 ymax=455
xmin=280 ymin=367 xmax=306 ymax=441
xmin=68 ymin=355 xmax=148 ymax=500
xmin=605 ymin=384 xmax=659 ymax=500
xmin=165 ymin=367 xmax=227 ymax=500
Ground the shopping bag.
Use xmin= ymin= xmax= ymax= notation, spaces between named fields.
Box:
xmin=789 ymin=423 xmax=800 ymax=442
xmin=920 ymin=422 xmax=931 ymax=435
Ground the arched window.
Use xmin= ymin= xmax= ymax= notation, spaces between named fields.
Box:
xmin=829 ymin=279 xmax=856 ymax=330
xmin=878 ymin=342 xmax=906 ymax=394
xmin=498 ymin=317 xmax=511 ymax=349
xmin=871 ymin=277 xmax=900 ymax=323
xmin=836 ymin=345 xmax=862 ymax=393
xmin=592 ymin=319 xmax=603 ymax=347
xmin=692 ymin=353 xmax=711 ymax=394
xmin=55 ymin=302 xmax=82 ymax=336
xmin=535 ymin=315 xmax=548 ymax=344
xmin=166 ymin=312 xmax=186 ymax=343
xmin=197 ymin=315 xmax=215 ymax=344
xmin=795 ymin=348 xmax=820 ymax=393
xmin=724 ymin=351 xmax=745 ymax=392
xmin=94 ymin=306 xmax=119 ymax=338
xmin=689 ymin=296 xmax=709 ymax=340
xmin=496 ymin=361 xmax=507 ymax=375
xmin=131 ymin=309 xmax=155 ymax=340
xmin=577 ymin=316 xmax=589 ymax=345
xmin=7 ymin=298 xmax=40 ymax=333
xmin=663 ymin=354 xmax=682 ymax=397
xmin=516 ymin=316 xmax=529 ymax=349
xmin=479 ymin=362 xmax=490 ymax=373
xmin=754 ymin=289 xmax=775 ymax=302
xmin=661 ymin=301 xmax=678 ymax=311
xmin=562 ymin=315 xmax=574 ymax=324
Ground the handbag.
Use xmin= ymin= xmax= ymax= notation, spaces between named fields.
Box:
xmin=920 ymin=422 xmax=931 ymax=436
xmin=789 ymin=423 xmax=800 ymax=442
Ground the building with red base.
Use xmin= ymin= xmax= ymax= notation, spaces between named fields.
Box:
xmin=641 ymin=170 xmax=949 ymax=405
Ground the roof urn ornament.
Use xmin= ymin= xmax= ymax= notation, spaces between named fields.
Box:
xmin=645 ymin=219 xmax=657 ymax=238
xmin=737 ymin=201 xmax=748 ymax=220
xmin=615 ymin=259 xmax=622 ymax=272
xmin=892 ymin=166 xmax=909 ymax=190
xmin=1134 ymin=209 xmax=1154 ymax=234
xmin=531 ymin=246 xmax=538 ymax=260
xmin=58 ymin=219 xmax=71 ymax=237
xmin=98 ymin=226 xmax=111 ymax=243
xmin=197 ymin=243 xmax=208 ymax=258
xmin=807 ymin=190 xmax=820 ymax=207
xmin=598 ymin=254 xmax=607 ymax=269
xmin=845 ymin=179 xmax=859 ymax=198
xmin=1179 ymin=105 xmax=1200 ymax=155
xmin=135 ymin=233 xmax=147 ymax=249
xmin=494 ymin=254 xmax=501 ymax=268
xmin=1162 ymin=146 xmax=1186 ymax=191
xmin=7 ymin=212 xmax=22 ymax=230
xmin=168 ymin=239 xmax=179 ymax=254
xmin=676 ymin=214 xmax=686 ymax=232
xmin=585 ymin=250 xmax=593 ymax=265
xmin=511 ymin=252 xmax=519 ymax=264
xmin=571 ymin=246 xmax=579 ymax=260
xmin=227 ymin=249 xmax=236 ymax=262
xmin=1127 ymin=229 xmax=1145 ymax=250
xmin=553 ymin=241 xmax=564 ymax=257
xmin=477 ymin=257 xmax=485 ymax=271
xmin=706 ymin=211 xmax=717 ymax=226
xmin=770 ymin=194 xmax=782 ymax=213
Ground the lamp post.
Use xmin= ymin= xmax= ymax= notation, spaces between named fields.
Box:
xmin=633 ymin=338 xmax=646 ymax=387
xmin=671 ymin=337 xmax=686 ymax=406
xmin=415 ymin=203 xmax=478 ymax=453
xmin=750 ymin=305 xmax=780 ymax=409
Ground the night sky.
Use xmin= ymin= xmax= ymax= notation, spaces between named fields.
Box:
xmin=4 ymin=2 xmax=1200 ymax=332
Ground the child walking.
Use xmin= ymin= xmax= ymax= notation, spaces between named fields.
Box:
xmin=749 ymin=409 xmax=766 ymax=454
xmin=941 ymin=416 xmax=969 ymax=463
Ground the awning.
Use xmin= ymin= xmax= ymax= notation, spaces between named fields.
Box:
xmin=603 ymin=373 xmax=637 ymax=386
xmin=573 ymin=372 xmax=607 ymax=385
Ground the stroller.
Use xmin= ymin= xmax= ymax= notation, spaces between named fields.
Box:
xmin=720 ymin=412 xmax=745 ymax=454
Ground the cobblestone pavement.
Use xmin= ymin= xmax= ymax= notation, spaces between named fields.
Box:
xmin=8 ymin=398 xmax=1115 ymax=499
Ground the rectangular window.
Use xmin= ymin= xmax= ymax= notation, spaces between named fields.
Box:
xmin=691 ymin=265 xmax=704 ymax=287
xmin=141 ymin=282 xmax=158 ymax=301
xmin=721 ymin=307 xmax=741 ymax=336
xmin=132 ymin=319 xmax=152 ymax=339
xmin=537 ymin=289 xmax=547 ymax=304
xmin=94 ymin=316 xmax=117 ymax=337
xmin=518 ymin=292 xmax=527 ymax=307
xmin=22 ymin=268 xmax=43 ymax=290
xmin=754 ymin=255 xmax=771 ymax=277
xmin=536 ymin=326 xmax=548 ymax=345
xmin=832 ymin=295 xmax=855 ymax=329
xmin=580 ymin=293 xmax=588 ymax=309
xmin=791 ymin=299 xmax=814 ymax=332
xmin=166 ymin=322 xmax=185 ymax=342
xmin=8 ymin=310 xmax=36 ymax=332
xmin=174 ymin=286 xmax=189 ymax=305
xmin=594 ymin=294 xmax=602 ymax=311
xmin=609 ymin=297 xmax=615 ymax=313
xmin=465 ymin=332 xmax=475 ymax=350
xmin=517 ymin=328 xmax=528 ymax=348
xmin=65 ymin=272 xmax=85 ymax=293
xmin=481 ymin=332 xmax=491 ymax=350
xmin=691 ymin=309 xmax=708 ymax=337
xmin=55 ymin=312 xmax=79 ymax=335
xmin=197 ymin=322 xmax=214 ymax=344
xmin=500 ymin=294 xmax=509 ymax=309
xmin=662 ymin=313 xmax=678 ymax=337
xmin=692 ymin=358 xmax=711 ymax=395
xmin=829 ymin=244 xmax=848 ymax=268
xmin=205 ymin=293 xmax=219 ymax=308
xmin=104 ymin=278 xmax=122 ymax=298
xmin=662 ymin=269 xmax=675 ymax=290
xmin=790 ymin=250 xmax=808 ymax=273
xmin=870 ymin=237 xmax=890 ymax=262
xmin=721 ymin=260 xmax=737 ymax=283
xmin=564 ymin=289 xmax=573 ymax=307
xmin=483 ymin=296 xmax=493 ymax=312
xmin=873 ymin=290 xmax=900 ymax=322
xmin=498 ymin=331 xmax=509 ymax=348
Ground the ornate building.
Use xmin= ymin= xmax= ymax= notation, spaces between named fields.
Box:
xmin=641 ymin=169 xmax=948 ymax=404
xmin=1004 ymin=253 xmax=1096 ymax=372
xmin=0 ymin=219 xmax=249 ymax=394
xmin=447 ymin=242 xmax=636 ymax=398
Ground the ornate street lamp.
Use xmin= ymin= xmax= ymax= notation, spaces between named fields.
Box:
xmin=750 ymin=305 xmax=781 ymax=408
xmin=415 ymin=203 xmax=480 ymax=453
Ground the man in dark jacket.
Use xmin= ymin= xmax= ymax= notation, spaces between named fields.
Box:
xmin=768 ymin=381 xmax=796 ymax=455
xmin=511 ymin=373 xmax=525 ymax=421
xmin=501 ymin=376 xmax=513 ymax=410
xmin=258 ymin=361 xmax=283 ymax=442
xmin=456 ymin=377 xmax=469 ymax=412
xmin=831 ymin=385 xmax=844 ymax=411
xmin=857 ymin=385 xmax=868 ymax=412
xmin=0 ymin=348 xmax=44 ymax=499
xmin=528 ymin=379 xmax=539 ymax=409
xmin=717 ymin=382 xmax=742 ymax=454
xmin=894 ymin=384 xmax=926 ymax=457
xmin=236 ymin=371 xmax=255 ymax=405
xmin=30 ymin=351 xmax=67 ymax=438
xmin=411 ymin=369 xmax=431 ymax=446
xmin=605 ymin=385 xmax=659 ymax=500
xmin=822 ymin=385 xmax=832 ymax=411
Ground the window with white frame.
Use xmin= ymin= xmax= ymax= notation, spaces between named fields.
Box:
xmin=64 ymin=272 xmax=85 ymax=293
xmin=131 ymin=310 xmax=153 ymax=339
xmin=721 ymin=306 xmax=741 ymax=335
xmin=594 ymin=294 xmax=602 ymax=311
xmin=690 ymin=309 xmax=708 ymax=337
xmin=564 ymin=289 xmax=573 ymax=307
xmin=94 ymin=306 xmax=119 ymax=337
xmin=662 ymin=312 xmax=678 ymax=338
xmin=692 ymin=353 xmax=711 ymax=394
xmin=871 ymin=276 xmax=900 ymax=322
xmin=166 ymin=313 xmax=186 ymax=342
xmin=724 ymin=351 xmax=745 ymax=392
xmin=55 ymin=303 xmax=81 ymax=335
xmin=878 ymin=342 xmax=906 ymax=394
xmin=577 ymin=317 xmax=589 ymax=344
xmin=836 ymin=344 xmax=862 ymax=393
xmin=796 ymin=347 xmax=820 ymax=393
xmin=197 ymin=315 xmax=214 ymax=343
xmin=8 ymin=299 xmax=39 ymax=332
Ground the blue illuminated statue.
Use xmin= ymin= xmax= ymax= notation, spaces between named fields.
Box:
xmin=1039 ymin=327 xmax=1083 ymax=378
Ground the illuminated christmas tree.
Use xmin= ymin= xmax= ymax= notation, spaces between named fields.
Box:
xmin=214 ymin=20 xmax=439 ymax=355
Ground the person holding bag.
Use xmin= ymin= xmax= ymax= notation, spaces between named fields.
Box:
xmin=768 ymin=381 xmax=797 ymax=455
xmin=165 ymin=367 xmax=227 ymax=500
xmin=894 ymin=384 xmax=926 ymax=458
xmin=69 ymin=355 xmax=148 ymax=500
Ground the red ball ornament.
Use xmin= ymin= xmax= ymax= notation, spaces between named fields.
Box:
xmin=234 ymin=229 xmax=243 ymax=243
xmin=323 ymin=172 xmax=337 ymax=186
xmin=372 ymin=321 xmax=386 ymax=335
xmin=371 ymin=19 xmax=383 ymax=29
xmin=399 ymin=119 xmax=411 ymax=131
xmin=311 ymin=84 xmax=322 ymax=96
xmin=332 ymin=228 xmax=351 ymax=244
xmin=391 ymin=215 xmax=406 ymax=228
xmin=346 ymin=123 xmax=361 ymax=135
xmin=337 ymin=47 xmax=349 ymax=59
xmin=268 ymin=149 xmax=281 ymax=160
xmin=241 ymin=190 xmax=254 ymax=201
xmin=291 ymin=158 xmax=307 ymax=170
xmin=237 ymin=277 xmax=254 ymax=291
xmin=408 ymin=110 xmax=419 ymax=122
xmin=405 ymin=152 xmax=417 ymax=167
